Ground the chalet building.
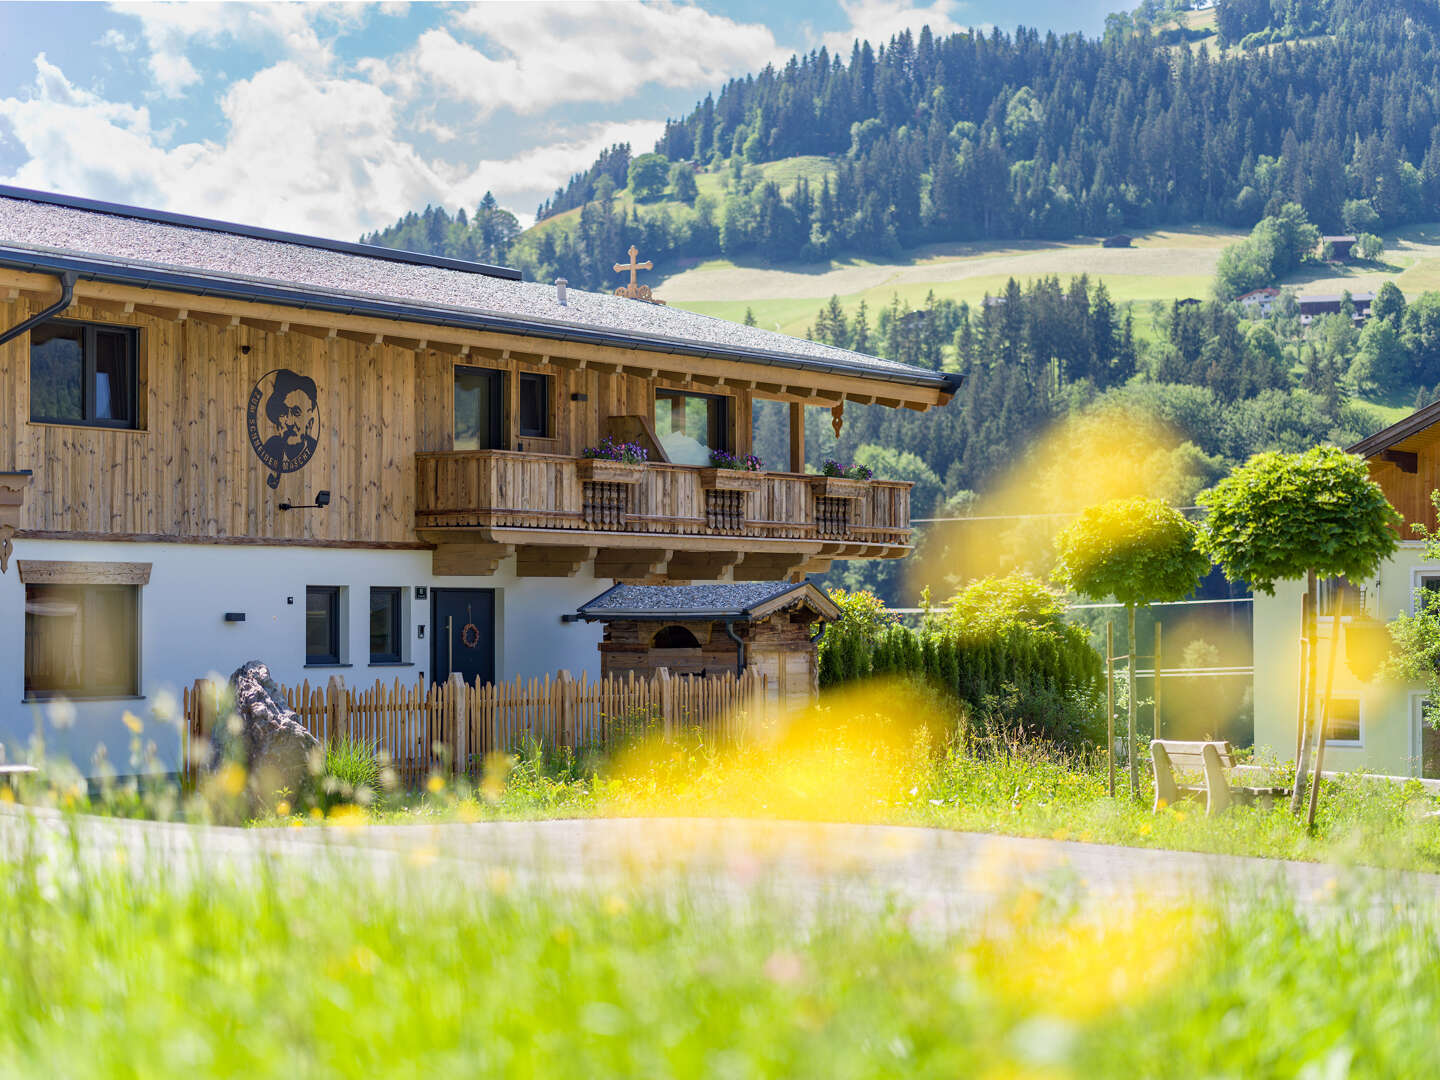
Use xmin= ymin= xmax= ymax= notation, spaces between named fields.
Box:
xmin=1298 ymin=292 xmax=1373 ymax=326
xmin=1253 ymin=402 xmax=1440 ymax=778
xmin=1318 ymin=235 xmax=1357 ymax=261
xmin=0 ymin=186 xmax=957 ymax=773
xmin=1236 ymin=286 xmax=1281 ymax=315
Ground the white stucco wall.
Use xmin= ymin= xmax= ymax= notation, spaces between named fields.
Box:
xmin=1252 ymin=542 xmax=1440 ymax=777
xmin=0 ymin=539 xmax=607 ymax=776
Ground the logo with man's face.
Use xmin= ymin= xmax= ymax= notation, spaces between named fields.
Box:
xmin=246 ymin=368 xmax=319 ymax=489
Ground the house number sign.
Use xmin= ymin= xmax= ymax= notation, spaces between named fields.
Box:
xmin=247 ymin=368 xmax=320 ymax=489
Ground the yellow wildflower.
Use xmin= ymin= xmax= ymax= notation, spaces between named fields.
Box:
xmin=426 ymin=774 xmax=446 ymax=795
xmin=122 ymin=711 xmax=143 ymax=734
xmin=1138 ymin=823 xmax=1152 ymax=836
xmin=275 ymin=800 xmax=291 ymax=817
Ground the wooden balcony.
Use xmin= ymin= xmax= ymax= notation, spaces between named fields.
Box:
xmin=415 ymin=450 xmax=912 ymax=580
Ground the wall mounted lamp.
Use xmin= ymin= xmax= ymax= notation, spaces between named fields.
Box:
xmin=279 ymin=490 xmax=331 ymax=511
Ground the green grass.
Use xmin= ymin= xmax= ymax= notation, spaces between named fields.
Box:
xmin=234 ymin=710 xmax=1440 ymax=875
xmin=4 ymin=816 xmax=1440 ymax=1077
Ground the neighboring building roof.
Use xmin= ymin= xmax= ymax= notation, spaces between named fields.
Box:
xmin=1237 ymin=287 xmax=1280 ymax=302
xmin=1348 ymin=399 xmax=1440 ymax=458
xmin=577 ymin=581 xmax=841 ymax=622
xmin=0 ymin=185 xmax=959 ymax=394
xmin=1298 ymin=292 xmax=1375 ymax=306
xmin=1320 ymin=235 xmax=1358 ymax=243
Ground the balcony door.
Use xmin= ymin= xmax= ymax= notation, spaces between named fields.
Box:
xmin=454 ymin=366 xmax=504 ymax=450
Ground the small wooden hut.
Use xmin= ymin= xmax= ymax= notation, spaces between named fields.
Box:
xmin=576 ymin=582 xmax=841 ymax=709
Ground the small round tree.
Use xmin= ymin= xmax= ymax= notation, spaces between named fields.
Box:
xmin=1053 ymin=497 xmax=1209 ymax=796
xmin=1198 ymin=445 xmax=1400 ymax=815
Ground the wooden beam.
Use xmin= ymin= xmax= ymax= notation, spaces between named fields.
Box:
xmin=186 ymin=312 xmax=240 ymax=330
xmin=514 ymin=545 xmax=597 ymax=578
xmin=431 ymin=543 xmax=514 ymax=576
xmin=133 ymin=303 xmax=188 ymax=322
xmin=594 ymin=548 xmax=673 ymax=579
xmin=239 ymin=317 xmax=289 ymax=335
xmin=424 ymin=339 xmax=468 ymax=356
xmin=288 ymin=324 xmax=339 ymax=342
xmin=789 ymin=402 xmax=806 ymax=473
xmin=733 ymin=552 xmax=810 ymax=581
xmin=382 ymin=335 xmax=426 ymax=351
xmin=17 ymin=560 xmax=152 ymax=585
xmin=82 ymin=299 xmax=136 ymax=319
xmin=337 ymin=330 xmax=384 ymax=347
xmin=666 ymin=551 xmax=742 ymax=582
xmin=1381 ymin=449 xmax=1419 ymax=474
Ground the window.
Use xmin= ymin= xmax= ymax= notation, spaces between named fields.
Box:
xmin=1318 ymin=576 xmax=1363 ymax=617
xmin=518 ymin=372 xmax=551 ymax=438
xmin=30 ymin=320 xmax=139 ymax=428
xmin=751 ymin=398 xmax=791 ymax=471
xmin=24 ymin=584 xmax=139 ymax=698
xmin=454 ymin=366 xmax=504 ymax=450
xmin=369 ymin=587 xmax=403 ymax=664
xmin=1325 ymin=697 xmax=1362 ymax=745
xmin=655 ymin=389 xmax=728 ymax=466
xmin=306 ymin=586 xmax=342 ymax=666
xmin=1418 ymin=574 xmax=1440 ymax=614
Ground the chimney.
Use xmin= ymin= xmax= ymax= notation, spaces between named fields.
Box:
xmin=555 ymin=278 xmax=568 ymax=306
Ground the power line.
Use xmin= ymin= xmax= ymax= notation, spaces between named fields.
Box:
xmin=912 ymin=506 xmax=1205 ymax=523
xmin=888 ymin=597 xmax=1252 ymax=614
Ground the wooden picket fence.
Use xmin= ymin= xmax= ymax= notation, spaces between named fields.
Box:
xmin=182 ymin=668 xmax=770 ymax=787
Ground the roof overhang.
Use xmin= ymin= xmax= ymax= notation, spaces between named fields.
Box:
xmin=1348 ymin=400 xmax=1440 ymax=459
xmin=0 ymin=248 xmax=962 ymax=401
xmin=577 ymin=581 xmax=841 ymax=623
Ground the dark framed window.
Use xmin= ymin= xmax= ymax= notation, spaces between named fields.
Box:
xmin=454 ymin=366 xmax=504 ymax=450
xmin=306 ymin=586 xmax=342 ymax=666
xmin=30 ymin=319 xmax=139 ymax=428
xmin=1325 ymin=697 xmax=1362 ymax=744
xmin=518 ymin=372 xmax=551 ymax=438
xmin=24 ymin=584 xmax=140 ymax=699
xmin=369 ymin=587 xmax=403 ymax=664
xmin=655 ymin=389 xmax=729 ymax=466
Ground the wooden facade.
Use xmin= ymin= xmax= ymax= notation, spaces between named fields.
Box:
xmin=1361 ymin=424 xmax=1440 ymax=535
xmin=0 ymin=265 xmax=938 ymax=579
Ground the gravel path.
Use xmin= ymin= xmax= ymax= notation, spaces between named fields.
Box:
xmin=2 ymin=807 xmax=1431 ymax=925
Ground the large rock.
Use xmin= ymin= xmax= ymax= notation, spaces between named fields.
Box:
xmin=210 ymin=660 xmax=321 ymax=804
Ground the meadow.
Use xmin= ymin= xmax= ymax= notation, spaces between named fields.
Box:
xmin=0 ymin=802 xmax=1437 ymax=1078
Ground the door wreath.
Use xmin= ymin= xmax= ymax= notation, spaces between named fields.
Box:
xmin=461 ymin=622 xmax=481 ymax=649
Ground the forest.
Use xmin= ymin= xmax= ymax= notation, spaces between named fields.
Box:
xmin=366 ymin=0 xmax=1440 ymax=290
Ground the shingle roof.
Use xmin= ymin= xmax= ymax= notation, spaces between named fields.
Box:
xmin=577 ymin=582 xmax=840 ymax=621
xmin=0 ymin=186 xmax=958 ymax=394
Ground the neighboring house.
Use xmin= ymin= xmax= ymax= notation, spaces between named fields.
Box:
xmin=1298 ymin=292 xmax=1373 ymax=326
xmin=1236 ymin=286 xmax=1281 ymax=315
xmin=0 ymin=186 xmax=958 ymax=773
xmin=1319 ymin=235 xmax=1357 ymax=261
xmin=1101 ymin=234 xmax=1133 ymax=248
xmin=1253 ymin=402 xmax=1440 ymax=778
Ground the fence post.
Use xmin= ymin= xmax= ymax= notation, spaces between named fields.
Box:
xmin=448 ymin=672 xmax=468 ymax=777
xmin=326 ymin=674 xmax=347 ymax=747
xmin=191 ymin=677 xmax=214 ymax=783
xmin=556 ymin=670 xmax=575 ymax=748
xmin=656 ymin=667 xmax=673 ymax=740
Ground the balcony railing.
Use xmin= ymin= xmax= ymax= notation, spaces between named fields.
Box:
xmin=415 ymin=450 xmax=912 ymax=553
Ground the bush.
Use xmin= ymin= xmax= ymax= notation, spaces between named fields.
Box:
xmin=818 ymin=578 xmax=1104 ymax=747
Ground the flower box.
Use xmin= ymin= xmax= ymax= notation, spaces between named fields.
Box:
xmin=698 ymin=468 xmax=765 ymax=493
xmin=577 ymin=459 xmax=646 ymax=485
xmin=809 ymin=476 xmax=868 ymax=500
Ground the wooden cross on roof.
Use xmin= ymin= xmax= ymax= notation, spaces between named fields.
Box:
xmin=613 ymin=245 xmax=665 ymax=304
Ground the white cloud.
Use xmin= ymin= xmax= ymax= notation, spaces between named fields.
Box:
xmin=820 ymin=0 xmax=972 ymax=53
xmin=376 ymin=2 xmax=784 ymax=118
xmin=0 ymin=54 xmax=661 ymax=236
xmin=111 ymin=1 xmax=336 ymax=96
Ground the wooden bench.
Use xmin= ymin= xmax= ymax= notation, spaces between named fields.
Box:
xmin=1150 ymin=740 xmax=1291 ymax=816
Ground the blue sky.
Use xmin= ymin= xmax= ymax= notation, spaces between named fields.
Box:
xmin=0 ymin=0 xmax=1117 ymax=240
